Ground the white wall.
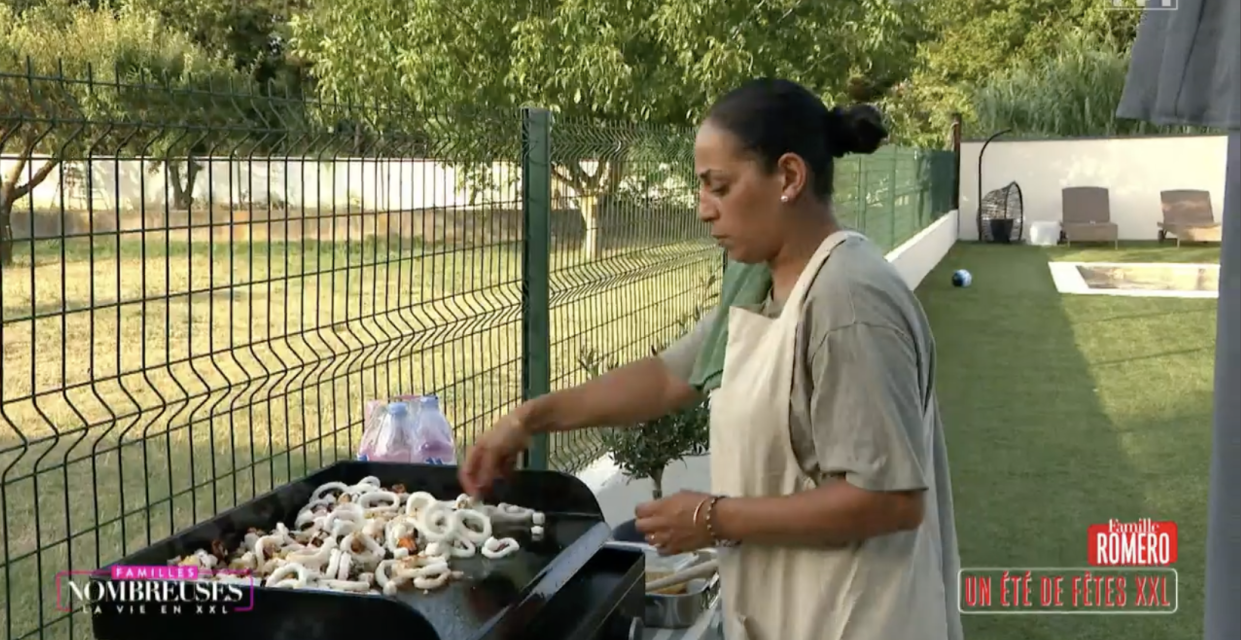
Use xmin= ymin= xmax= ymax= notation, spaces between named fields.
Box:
xmin=958 ymin=135 xmax=1228 ymax=241
xmin=1 ymin=156 xmax=521 ymax=212
xmin=580 ymin=213 xmax=959 ymax=526
xmin=886 ymin=210 xmax=959 ymax=290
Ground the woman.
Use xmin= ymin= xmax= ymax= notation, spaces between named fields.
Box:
xmin=460 ymin=78 xmax=964 ymax=640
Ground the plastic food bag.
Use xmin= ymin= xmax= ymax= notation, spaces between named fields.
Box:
xmin=357 ymin=394 xmax=456 ymax=465
xmin=410 ymin=395 xmax=456 ymax=465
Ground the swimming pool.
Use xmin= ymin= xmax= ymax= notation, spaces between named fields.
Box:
xmin=1047 ymin=261 xmax=1220 ymax=298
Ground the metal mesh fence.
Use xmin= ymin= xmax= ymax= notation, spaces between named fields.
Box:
xmin=0 ymin=63 xmax=953 ymax=640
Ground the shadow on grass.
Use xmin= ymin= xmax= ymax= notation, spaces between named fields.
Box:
xmin=922 ymin=243 xmax=1211 ymax=640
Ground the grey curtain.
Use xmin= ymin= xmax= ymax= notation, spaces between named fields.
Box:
xmin=1118 ymin=3 xmax=1239 ymax=640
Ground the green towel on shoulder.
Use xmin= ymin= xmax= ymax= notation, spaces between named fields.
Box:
xmin=688 ymin=261 xmax=772 ymax=394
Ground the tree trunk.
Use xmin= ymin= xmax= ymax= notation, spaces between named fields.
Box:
xmin=166 ymin=159 xmax=201 ymax=210
xmin=579 ymin=193 xmax=601 ymax=259
xmin=650 ymin=466 xmax=665 ymax=500
xmin=0 ymin=153 xmax=59 ymax=267
xmin=0 ymin=198 xmax=14 ymax=267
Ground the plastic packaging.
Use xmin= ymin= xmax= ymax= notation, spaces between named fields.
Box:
xmin=410 ymin=395 xmax=456 ymax=465
xmin=357 ymin=401 xmax=418 ymax=463
xmin=356 ymin=394 xmax=456 ymax=465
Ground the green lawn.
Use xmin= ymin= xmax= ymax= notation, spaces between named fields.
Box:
xmin=921 ymin=241 xmax=1218 ymax=640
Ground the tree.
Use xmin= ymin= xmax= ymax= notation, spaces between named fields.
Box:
xmin=287 ymin=0 xmax=919 ymax=256
xmin=0 ymin=1 xmax=257 ymax=265
xmin=970 ymin=31 xmax=1208 ymax=138
xmin=882 ymin=0 xmax=1143 ymax=146
xmin=575 ymin=268 xmax=717 ymax=498
xmin=119 ymin=0 xmax=314 ymax=91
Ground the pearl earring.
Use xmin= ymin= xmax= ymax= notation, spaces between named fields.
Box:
xmin=780 ymin=195 xmax=789 ymax=203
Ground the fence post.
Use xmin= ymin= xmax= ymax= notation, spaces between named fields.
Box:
xmin=855 ymin=158 xmax=867 ymax=235
xmin=888 ymin=149 xmax=899 ymax=249
xmin=520 ymin=108 xmax=552 ymax=470
xmin=950 ymin=112 xmax=963 ymax=211
xmin=914 ymin=149 xmax=927 ymax=228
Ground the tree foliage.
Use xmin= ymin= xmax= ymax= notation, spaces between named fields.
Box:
xmin=289 ymin=0 xmax=917 ymax=126
xmin=119 ymin=0 xmax=313 ymax=91
xmin=970 ymin=30 xmax=1204 ymax=138
xmin=286 ymin=0 xmax=921 ymax=255
xmin=0 ymin=0 xmax=256 ymax=264
xmin=883 ymin=0 xmax=1143 ymax=146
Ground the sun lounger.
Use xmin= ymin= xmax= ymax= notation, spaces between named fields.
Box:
xmin=1159 ymin=189 xmax=1221 ymax=246
xmin=1062 ymin=187 xmax=1119 ymax=248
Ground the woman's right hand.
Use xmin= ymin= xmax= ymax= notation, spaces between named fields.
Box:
xmin=458 ymin=412 xmax=533 ymax=497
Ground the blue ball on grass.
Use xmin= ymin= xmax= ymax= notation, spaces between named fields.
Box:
xmin=951 ymin=269 xmax=973 ymax=288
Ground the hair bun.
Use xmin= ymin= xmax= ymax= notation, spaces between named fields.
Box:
xmin=825 ymin=104 xmax=888 ymax=157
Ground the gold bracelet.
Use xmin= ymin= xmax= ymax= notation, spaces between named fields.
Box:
xmin=691 ymin=496 xmax=711 ymax=528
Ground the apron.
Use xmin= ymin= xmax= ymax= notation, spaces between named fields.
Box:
xmin=707 ymin=231 xmax=947 ymax=640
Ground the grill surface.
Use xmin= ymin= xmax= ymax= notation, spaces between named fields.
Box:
xmin=89 ymin=461 xmax=632 ymax=640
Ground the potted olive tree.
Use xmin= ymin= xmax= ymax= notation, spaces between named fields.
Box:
xmin=577 ymin=342 xmax=710 ymax=500
xmin=577 ymin=272 xmax=717 ymax=541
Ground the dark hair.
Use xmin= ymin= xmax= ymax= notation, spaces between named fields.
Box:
xmin=704 ymin=78 xmax=888 ymax=200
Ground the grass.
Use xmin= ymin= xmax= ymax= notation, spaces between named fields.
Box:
xmin=0 ymin=224 xmax=720 ymax=640
xmin=921 ymin=240 xmax=1219 ymax=640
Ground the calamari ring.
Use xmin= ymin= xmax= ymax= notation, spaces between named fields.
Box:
xmin=481 ymin=536 xmax=520 ymax=560
xmin=293 ymin=510 xmax=318 ymax=529
xmin=254 ymin=535 xmax=284 ymax=566
xmin=325 ymin=548 xmax=343 ymax=578
xmin=336 ymin=552 xmax=353 ymax=581
xmin=321 ymin=579 xmax=370 ymax=593
xmin=413 ymin=564 xmax=451 ymax=590
xmin=350 ymin=531 xmax=386 ymax=566
xmin=421 ymin=542 xmax=449 ymax=560
xmin=358 ymin=490 xmax=400 ymax=510
xmin=265 ymin=562 xmax=310 ymax=588
xmin=497 ymin=503 xmax=533 ymax=517
xmin=449 ymin=537 xmax=476 ymax=558
xmin=311 ymin=482 xmax=349 ymax=501
xmin=405 ymin=492 xmax=436 ymax=517
xmin=451 ymin=508 xmax=492 ymax=544
xmin=377 ymin=560 xmax=412 ymax=595
xmin=331 ymin=505 xmax=364 ymax=521
xmin=331 ymin=520 xmax=359 ymax=537
xmin=385 ymin=520 xmax=410 ymax=553
xmin=375 ymin=559 xmax=398 ymax=590
xmin=412 ymin=561 xmax=450 ymax=578
xmin=235 ymin=551 xmax=258 ymax=571
xmin=288 ymin=545 xmax=333 ymax=570
xmin=482 ymin=506 xmax=528 ymax=526
xmin=416 ymin=502 xmax=459 ymax=543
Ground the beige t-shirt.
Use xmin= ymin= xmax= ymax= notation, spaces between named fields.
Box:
xmin=660 ymin=236 xmax=964 ymax=639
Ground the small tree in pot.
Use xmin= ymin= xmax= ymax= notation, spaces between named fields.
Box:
xmin=576 ymin=270 xmax=717 ymax=500
xmin=578 ymin=343 xmax=709 ymax=499
xmin=578 ymin=344 xmax=709 ymax=501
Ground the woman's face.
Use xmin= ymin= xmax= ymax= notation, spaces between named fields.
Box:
xmin=694 ymin=120 xmax=801 ymax=264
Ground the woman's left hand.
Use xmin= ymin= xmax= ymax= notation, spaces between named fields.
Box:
xmin=634 ymin=490 xmax=714 ymax=555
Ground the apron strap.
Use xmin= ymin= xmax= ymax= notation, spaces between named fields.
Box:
xmin=779 ymin=230 xmax=865 ymax=318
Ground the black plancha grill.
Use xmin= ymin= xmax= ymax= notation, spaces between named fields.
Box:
xmin=90 ymin=461 xmax=647 ymax=640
